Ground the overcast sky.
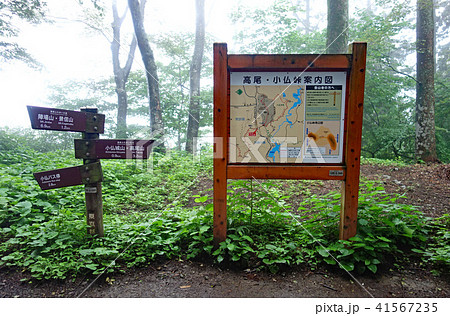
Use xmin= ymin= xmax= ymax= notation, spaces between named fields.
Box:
xmin=0 ymin=0 xmax=375 ymax=128
xmin=0 ymin=0 xmax=261 ymax=127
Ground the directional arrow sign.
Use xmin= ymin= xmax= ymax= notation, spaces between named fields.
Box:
xmin=74 ymin=139 xmax=154 ymax=159
xmin=27 ymin=106 xmax=105 ymax=133
xmin=33 ymin=162 xmax=103 ymax=190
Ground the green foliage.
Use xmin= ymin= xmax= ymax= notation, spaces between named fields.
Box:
xmin=0 ymin=0 xmax=47 ymax=67
xmin=46 ymin=79 xmax=117 ymax=138
xmin=0 ymin=133 xmax=447 ymax=279
xmin=0 ymin=127 xmax=79 ymax=159
xmin=350 ymin=7 xmax=416 ymax=161
xmin=360 ymin=157 xmax=409 ymax=167
xmin=0 ymin=138 xmax=212 ymax=279
xmin=229 ymin=1 xmax=444 ymax=163
xmin=209 ymin=179 xmax=438 ymax=275
xmin=412 ymin=215 xmax=450 ymax=267
xmin=320 ymin=183 xmax=430 ymax=274
xmin=231 ymin=0 xmax=326 ymax=54
xmin=153 ymin=32 xmax=214 ymax=149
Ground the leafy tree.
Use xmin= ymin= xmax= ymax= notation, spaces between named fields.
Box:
xmin=231 ymin=0 xmax=326 ymax=54
xmin=350 ymin=6 xmax=417 ymax=160
xmin=0 ymin=0 xmax=47 ymax=68
xmin=46 ymin=79 xmax=117 ymax=138
xmin=230 ymin=0 xmax=419 ymax=161
xmin=127 ymin=32 xmax=213 ymax=150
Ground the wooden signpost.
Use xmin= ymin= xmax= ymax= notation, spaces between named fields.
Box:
xmin=213 ymin=42 xmax=367 ymax=246
xmin=33 ymin=162 xmax=103 ymax=190
xmin=74 ymin=139 xmax=154 ymax=159
xmin=27 ymin=106 xmax=154 ymax=237
xmin=27 ymin=105 xmax=105 ymax=133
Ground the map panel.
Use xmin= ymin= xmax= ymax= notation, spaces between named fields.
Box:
xmin=230 ymin=72 xmax=346 ymax=163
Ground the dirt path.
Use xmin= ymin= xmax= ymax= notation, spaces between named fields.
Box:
xmin=1 ymin=260 xmax=448 ymax=298
xmin=0 ymin=163 xmax=448 ymax=298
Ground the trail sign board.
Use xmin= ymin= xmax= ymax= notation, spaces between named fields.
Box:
xmin=27 ymin=105 xmax=155 ymax=237
xmin=213 ymin=42 xmax=367 ymax=246
xmin=27 ymin=105 xmax=105 ymax=133
xmin=33 ymin=162 xmax=103 ymax=190
xmin=74 ymin=139 xmax=154 ymax=159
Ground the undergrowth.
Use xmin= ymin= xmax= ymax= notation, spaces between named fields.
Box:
xmin=0 ymin=146 xmax=448 ymax=280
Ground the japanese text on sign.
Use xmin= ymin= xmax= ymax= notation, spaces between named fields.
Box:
xmin=230 ymin=71 xmax=346 ymax=164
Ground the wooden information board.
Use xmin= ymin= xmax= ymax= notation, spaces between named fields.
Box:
xmin=213 ymin=42 xmax=367 ymax=246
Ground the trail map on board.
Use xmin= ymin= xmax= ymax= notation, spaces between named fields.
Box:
xmin=229 ymin=72 xmax=346 ymax=163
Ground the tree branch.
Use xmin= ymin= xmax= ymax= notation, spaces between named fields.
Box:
xmin=381 ymin=53 xmax=418 ymax=83
xmin=386 ymin=63 xmax=419 ymax=83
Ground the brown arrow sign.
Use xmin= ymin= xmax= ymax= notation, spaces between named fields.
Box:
xmin=27 ymin=105 xmax=105 ymax=133
xmin=33 ymin=162 xmax=103 ymax=190
xmin=74 ymin=139 xmax=154 ymax=159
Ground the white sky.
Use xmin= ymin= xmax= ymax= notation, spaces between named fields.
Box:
xmin=0 ymin=0 xmax=268 ymax=127
xmin=0 ymin=0 xmax=392 ymax=128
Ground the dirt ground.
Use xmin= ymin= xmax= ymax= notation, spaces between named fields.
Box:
xmin=0 ymin=163 xmax=448 ymax=298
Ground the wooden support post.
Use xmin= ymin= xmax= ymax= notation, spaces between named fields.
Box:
xmin=339 ymin=42 xmax=367 ymax=240
xmin=213 ymin=43 xmax=228 ymax=247
xmin=81 ymin=108 xmax=104 ymax=237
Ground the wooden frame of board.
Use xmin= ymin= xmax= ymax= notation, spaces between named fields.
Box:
xmin=212 ymin=42 xmax=367 ymax=246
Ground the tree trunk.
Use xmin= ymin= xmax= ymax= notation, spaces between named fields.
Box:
xmin=111 ymin=0 xmax=137 ymax=138
xmin=292 ymin=0 xmax=310 ymax=34
xmin=185 ymin=0 xmax=205 ymax=154
xmin=416 ymin=0 xmax=437 ymax=162
xmin=128 ymin=0 xmax=165 ymax=152
xmin=305 ymin=0 xmax=310 ymax=35
xmin=326 ymin=0 xmax=348 ymax=54
xmin=366 ymin=0 xmax=372 ymax=12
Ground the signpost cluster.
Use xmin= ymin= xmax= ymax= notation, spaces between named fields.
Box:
xmin=27 ymin=106 xmax=154 ymax=237
xmin=213 ymin=42 xmax=367 ymax=246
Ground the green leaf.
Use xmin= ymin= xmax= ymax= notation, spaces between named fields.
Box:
xmin=367 ymin=264 xmax=377 ymax=273
xmin=231 ymin=255 xmax=240 ymax=261
xmin=372 ymin=258 xmax=381 ymax=265
xmin=194 ymin=195 xmax=208 ymax=203
xmin=377 ymin=236 xmax=391 ymax=242
xmin=262 ymin=258 xmax=274 ymax=265
xmin=358 ymin=219 xmax=369 ymax=226
xmin=317 ymin=248 xmax=330 ymax=257
xmin=339 ymin=262 xmax=354 ymax=271
xmin=199 ymin=225 xmax=209 ymax=234
xmin=46 ymin=232 xmax=59 ymax=239
xmin=227 ymin=243 xmax=236 ymax=251
xmin=403 ymin=226 xmax=414 ymax=237
xmin=324 ymin=257 xmax=336 ymax=265
xmin=266 ymin=244 xmax=277 ymax=251
xmin=79 ymin=249 xmax=94 ymax=256
xmin=85 ymin=264 xmax=98 ymax=270
xmin=16 ymin=201 xmax=32 ymax=209
xmin=339 ymin=248 xmax=354 ymax=256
